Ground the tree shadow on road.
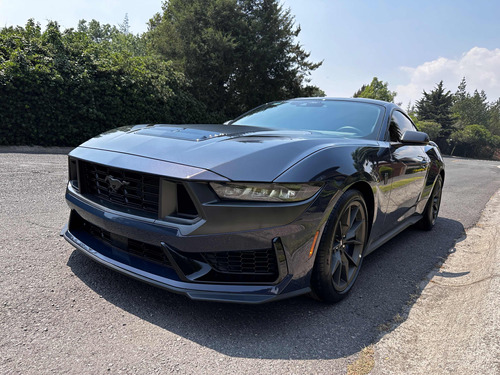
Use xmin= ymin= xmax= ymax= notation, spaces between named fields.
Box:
xmin=67 ymin=216 xmax=464 ymax=360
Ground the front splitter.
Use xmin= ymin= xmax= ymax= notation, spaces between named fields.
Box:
xmin=62 ymin=226 xmax=309 ymax=304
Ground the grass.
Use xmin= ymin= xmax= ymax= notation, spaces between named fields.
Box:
xmin=346 ymin=346 xmax=375 ymax=375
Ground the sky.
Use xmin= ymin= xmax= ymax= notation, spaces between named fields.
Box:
xmin=1 ymin=0 xmax=499 ymax=107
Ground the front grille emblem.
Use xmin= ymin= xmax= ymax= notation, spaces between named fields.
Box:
xmin=105 ymin=175 xmax=130 ymax=192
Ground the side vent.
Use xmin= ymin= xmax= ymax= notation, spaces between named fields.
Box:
xmin=69 ymin=158 xmax=79 ymax=190
xmin=160 ymin=181 xmax=199 ymax=221
xmin=177 ymin=184 xmax=198 ymax=218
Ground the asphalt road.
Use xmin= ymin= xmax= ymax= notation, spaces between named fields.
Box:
xmin=1 ymin=152 xmax=500 ymax=374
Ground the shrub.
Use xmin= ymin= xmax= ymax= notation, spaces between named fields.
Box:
xmin=0 ymin=20 xmax=217 ymax=146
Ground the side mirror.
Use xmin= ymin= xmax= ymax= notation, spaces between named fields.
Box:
xmin=223 ymin=120 xmax=233 ymax=125
xmin=401 ymin=130 xmax=429 ymax=145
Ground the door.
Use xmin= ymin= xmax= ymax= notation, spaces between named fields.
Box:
xmin=383 ymin=110 xmax=429 ymax=228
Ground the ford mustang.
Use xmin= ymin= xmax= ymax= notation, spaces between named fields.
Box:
xmin=62 ymin=98 xmax=444 ymax=303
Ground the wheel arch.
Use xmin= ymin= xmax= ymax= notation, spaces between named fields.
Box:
xmin=345 ymin=181 xmax=375 ymax=236
xmin=310 ymin=181 xmax=373 ymax=302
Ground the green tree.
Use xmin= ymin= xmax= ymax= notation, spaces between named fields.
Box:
xmin=353 ymin=77 xmax=396 ymax=103
xmin=300 ymin=85 xmax=326 ymax=98
xmin=415 ymin=121 xmax=442 ymax=141
xmin=147 ymin=0 xmax=240 ymax=115
xmin=77 ymin=19 xmax=117 ymax=43
xmin=415 ymin=81 xmax=454 ymax=151
xmin=488 ymin=98 xmax=500 ymax=136
xmin=451 ymin=124 xmax=500 ymax=159
xmin=119 ymin=13 xmax=130 ymax=35
xmin=0 ymin=19 xmax=214 ymax=146
xmin=146 ymin=0 xmax=323 ymax=117
xmin=452 ymin=77 xmax=489 ymax=127
xmin=233 ymin=0 xmax=323 ymax=111
xmin=77 ymin=19 xmax=147 ymax=56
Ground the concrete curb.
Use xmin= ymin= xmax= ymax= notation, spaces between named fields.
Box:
xmin=371 ymin=188 xmax=500 ymax=374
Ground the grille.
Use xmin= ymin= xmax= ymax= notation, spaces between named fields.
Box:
xmin=80 ymin=161 xmax=160 ymax=216
xmin=203 ymin=249 xmax=278 ymax=275
xmin=82 ymin=219 xmax=171 ymax=267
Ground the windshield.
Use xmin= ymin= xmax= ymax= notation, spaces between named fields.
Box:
xmin=231 ymin=99 xmax=384 ymax=139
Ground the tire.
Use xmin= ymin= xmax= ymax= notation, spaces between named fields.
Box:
xmin=419 ymin=175 xmax=443 ymax=231
xmin=311 ymin=189 xmax=369 ymax=303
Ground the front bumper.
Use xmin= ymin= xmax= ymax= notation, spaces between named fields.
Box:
xmin=63 ymin=225 xmax=310 ymax=303
xmin=63 ymin=187 xmax=324 ymax=304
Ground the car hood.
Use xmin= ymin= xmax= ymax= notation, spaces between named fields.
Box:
xmin=78 ymin=124 xmax=362 ymax=181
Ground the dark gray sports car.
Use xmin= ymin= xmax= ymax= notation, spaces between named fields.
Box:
xmin=62 ymin=98 xmax=444 ymax=303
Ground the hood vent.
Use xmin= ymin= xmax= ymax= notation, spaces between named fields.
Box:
xmin=135 ymin=126 xmax=227 ymax=142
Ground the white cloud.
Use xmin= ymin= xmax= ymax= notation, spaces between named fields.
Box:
xmin=396 ymin=47 xmax=500 ymax=107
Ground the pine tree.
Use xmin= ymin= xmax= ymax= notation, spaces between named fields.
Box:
xmin=452 ymin=77 xmax=489 ymax=127
xmin=416 ymin=81 xmax=453 ymax=129
xmin=353 ymin=84 xmax=367 ymax=98
xmin=146 ymin=0 xmax=322 ymax=117
xmin=415 ymin=81 xmax=454 ymax=150
xmin=119 ymin=13 xmax=130 ymax=35
xmin=487 ymin=99 xmax=500 ymax=136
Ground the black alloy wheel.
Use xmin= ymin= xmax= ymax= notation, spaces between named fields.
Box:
xmin=419 ymin=175 xmax=443 ymax=231
xmin=311 ymin=189 xmax=369 ymax=303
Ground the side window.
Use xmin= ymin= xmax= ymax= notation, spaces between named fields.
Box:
xmin=388 ymin=111 xmax=417 ymax=142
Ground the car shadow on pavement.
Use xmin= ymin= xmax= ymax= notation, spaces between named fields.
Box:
xmin=67 ymin=216 xmax=464 ymax=360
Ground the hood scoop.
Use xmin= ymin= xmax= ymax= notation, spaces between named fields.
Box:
xmin=134 ymin=125 xmax=228 ymax=142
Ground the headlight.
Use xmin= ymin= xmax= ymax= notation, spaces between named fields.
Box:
xmin=209 ymin=182 xmax=321 ymax=202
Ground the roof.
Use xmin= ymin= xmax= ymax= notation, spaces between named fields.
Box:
xmin=290 ymin=97 xmax=397 ymax=108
